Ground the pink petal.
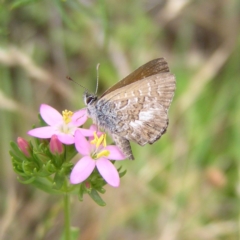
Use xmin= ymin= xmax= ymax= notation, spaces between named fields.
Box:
xmin=90 ymin=124 xmax=98 ymax=131
xmin=71 ymin=109 xmax=88 ymax=126
xmin=105 ymin=145 xmax=126 ymax=160
xmin=75 ymin=130 xmax=91 ymax=155
xmin=57 ymin=133 xmax=75 ymax=145
xmin=90 ymin=124 xmax=103 ymax=136
xmin=78 ymin=128 xmax=96 ymax=137
xmin=70 ymin=156 xmax=95 ymax=184
xmin=40 ymin=104 xmax=63 ymax=126
xmin=96 ymin=158 xmax=120 ymax=187
xmin=28 ymin=126 xmax=55 ymax=138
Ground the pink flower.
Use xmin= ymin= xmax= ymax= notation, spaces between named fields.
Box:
xmin=70 ymin=130 xmax=126 ymax=187
xmin=49 ymin=135 xmax=64 ymax=154
xmin=28 ymin=104 xmax=92 ymax=144
xmin=17 ymin=137 xmax=31 ymax=157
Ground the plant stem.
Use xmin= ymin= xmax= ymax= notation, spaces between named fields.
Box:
xmin=64 ymin=192 xmax=71 ymax=240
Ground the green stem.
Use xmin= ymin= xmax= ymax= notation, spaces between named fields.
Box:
xmin=64 ymin=191 xmax=71 ymax=240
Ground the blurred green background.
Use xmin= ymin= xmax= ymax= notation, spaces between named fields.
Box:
xmin=0 ymin=0 xmax=239 ymax=239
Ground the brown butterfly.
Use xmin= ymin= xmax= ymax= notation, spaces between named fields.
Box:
xmin=84 ymin=58 xmax=176 ymax=160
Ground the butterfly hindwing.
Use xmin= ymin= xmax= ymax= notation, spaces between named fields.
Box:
xmin=96 ymin=72 xmax=176 ymax=146
xmin=111 ymin=134 xmax=134 ymax=160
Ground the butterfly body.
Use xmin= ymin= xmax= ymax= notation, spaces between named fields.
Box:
xmin=84 ymin=58 xmax=176 ymax=160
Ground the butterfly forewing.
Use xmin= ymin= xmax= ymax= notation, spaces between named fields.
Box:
xmin=101 ymin=58 xmax=169 ymax=98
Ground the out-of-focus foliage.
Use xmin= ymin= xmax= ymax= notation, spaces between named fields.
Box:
xmin=0 ymin=0 xmax=239 ymax=239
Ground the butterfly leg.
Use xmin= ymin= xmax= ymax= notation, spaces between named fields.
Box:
xmin=112 ymin=134 xmax=134 ymax=160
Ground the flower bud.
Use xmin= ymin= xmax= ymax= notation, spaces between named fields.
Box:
xmin=49 ymin=135 xmax=63 ymax=155
xmin=85 ymin=181 xmax=91 ymax=189
xmin=17 ymin=137 xmax=31 ymax=157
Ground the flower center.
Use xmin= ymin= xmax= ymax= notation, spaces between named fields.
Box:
xmin=91 ymin=132 xmax=107 ymax=149
xmin=91 ymin=132 xmax=110 ymax=159
xmin=60 ymin=123 xmax=75 ymax=134
xmin=62 ymin=110 xmax=73 ymax=124
xmin=95 ymin=149 xmax=110 ymax=159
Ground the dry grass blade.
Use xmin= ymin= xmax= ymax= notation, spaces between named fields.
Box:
xmin=0 ymin=90 xmax=36 ymax=119
xmin=175 ymin=40 xmax=236 ymax=116
xmin=0 ymin=47 xmax=73 ymax=101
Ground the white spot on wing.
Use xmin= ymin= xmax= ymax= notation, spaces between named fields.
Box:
xmin=130 ymin=121 xmax=142 ymax=128
xmin=147 ymin=82 xmax=152 ymax=96
xmin=139 ymin=111 xmax=154 ymax=121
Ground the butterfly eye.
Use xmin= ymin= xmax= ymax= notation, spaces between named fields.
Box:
xmin=86 ymin=96 xmax=97 ymax=105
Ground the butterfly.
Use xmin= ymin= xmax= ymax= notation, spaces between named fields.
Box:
xmin=84 ymin=58 xmax=176 ymax=160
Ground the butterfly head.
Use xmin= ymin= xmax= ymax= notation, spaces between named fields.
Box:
xmin=84 ymin=92 xmax=98 ymax=106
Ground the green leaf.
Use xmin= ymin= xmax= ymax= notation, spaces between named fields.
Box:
xmin=53 ymin=171 xmax=65 ymax=190
xmin=31 ymin=179 xmax=62 ymax=194
xmin=33 ymin=151 xmax=49 ymax=165
xmin=10 ymin=141 xmax=21 ymax=153
xmin=36 ymin=164 xmax=53 ymax=177
xmin=95 ymin=187 xmax=106 ymax=194
xmin=117 ymin=166 xmax=122 ymax=171
xmin=45 ymin=160 xmax=57 ymax=173
xmin=9 ymin=151 xmax=24 ymax=163
xmin=22 ymin=161 xmax=37 ymax=175
xmin=9 ymin=142 xmax=28 ymax=160
xmin=17 ymin=176 xmax=36 ymax=184
xmin=119 ymin=169 xmax=127 ymax=178
xmin=88 ymin=189 xmax=106 ymax=206
xmin=62 ymin=162 xmax=74 ymax=175
xmin=53 ymin=154 xmax=64 ymax=168
xmin=12 ymin=165 xmax=26 ymax=176
xmin=65 ymin=144 xmax=78 ymax=161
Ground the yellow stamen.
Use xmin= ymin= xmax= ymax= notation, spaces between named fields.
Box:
xmin=90 ymin=132 xmax=98 ymax=145
xmin=62 ymin=110 xmax=73 ymax=124
xmin=91 ymin=132 xmax=107 ymax=148
xmin=96 ymin=150 xmax=110 ymax=159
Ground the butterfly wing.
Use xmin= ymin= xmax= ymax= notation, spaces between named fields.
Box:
xmin=87 ymin=58 xmax=175 ymax=160
xmin=111 ymin=133 xmax=134 ymax=160
xmin=101 ymin=58 xmax=169 ymax=98
xmin=96 ymin=72 xmax=176 ymax=148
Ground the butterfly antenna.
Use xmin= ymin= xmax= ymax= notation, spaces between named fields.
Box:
xmin=66 ymin=76 xmax=89 ymax=92
xmin=95 ymin=63 xmax=100 ymax=95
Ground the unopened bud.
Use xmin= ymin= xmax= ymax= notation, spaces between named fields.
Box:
xmin=85 ymin=181 xmax=91 ymax=189
xmin=17 ymin=137 xmax=31 ymax=157
xmin=49 ymin=135 xmax=64 ymax=155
